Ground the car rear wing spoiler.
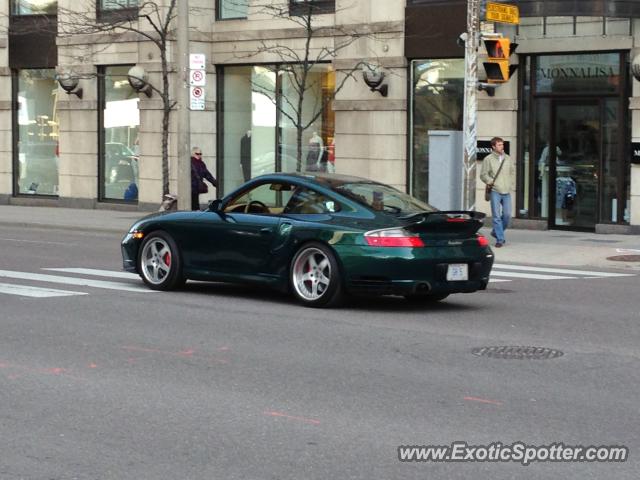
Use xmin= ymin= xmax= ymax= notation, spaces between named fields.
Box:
xmin=401 ymin=211 xmax=486 ymax=235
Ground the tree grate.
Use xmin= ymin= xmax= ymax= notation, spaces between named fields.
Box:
xmin=472 ymin=346 xmax=564 ymax=360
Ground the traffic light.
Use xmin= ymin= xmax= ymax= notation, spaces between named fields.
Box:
xmin=482 ymin=37 xmax=518 ymax=84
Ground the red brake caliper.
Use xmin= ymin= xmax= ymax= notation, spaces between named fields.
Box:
xmin=163 ymin=252 xmax=171 ymax=267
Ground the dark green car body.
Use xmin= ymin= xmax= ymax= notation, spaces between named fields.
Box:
xmin=122 ymin=173 xmax=493 ymax=298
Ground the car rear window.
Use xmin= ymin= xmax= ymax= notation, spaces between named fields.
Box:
xmin=331 ymin=182 xmax=437 ymax=215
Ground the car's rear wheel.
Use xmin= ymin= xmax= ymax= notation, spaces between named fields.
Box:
xmin=138 ymin=231 xmax=184 ymax=290
xmin=404 ymin=293 xmax=450 ymax=303
xmin=290 ymin=242 xmax=343 ymax=308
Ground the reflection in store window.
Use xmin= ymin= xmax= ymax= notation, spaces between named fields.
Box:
xmin=220 ymin=64 xmax=335 ymax=196
xmin=410 ymin=59 xmax=465 ymax=203
xmin=101 ymin=66 xmax=140 ymax=202
xmin=16 ymin=69 xmax=59 ymax=196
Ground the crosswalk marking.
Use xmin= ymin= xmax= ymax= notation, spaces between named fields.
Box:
xmin=0 ymin=270 xmax=153 ymax=293
xmin=43 ymin=268 xmax=139 ymax=280
xmin=491 ymin=271 xmax=574 ymax=280
xmin=492 ymin=263 xmax=635 ymax=278
xmin=0 ymin=283 xmax=88 ymax=298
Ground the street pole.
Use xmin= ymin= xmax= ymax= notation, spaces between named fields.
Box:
xmin=462 ymin=0 xmax=480 ymax=211
xmin=176 ymin=0 xmax=191 ymax=210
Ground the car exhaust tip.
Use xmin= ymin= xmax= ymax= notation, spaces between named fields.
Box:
xmin=415 ymin=282 xmax=431 ymax=294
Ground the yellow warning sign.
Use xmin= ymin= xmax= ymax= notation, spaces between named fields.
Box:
xmin=486 ymin=2 xmax=520 ymax=25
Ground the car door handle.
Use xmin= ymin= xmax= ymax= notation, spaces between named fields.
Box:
xmin=260 ymin=228 xmax=272 ymax=235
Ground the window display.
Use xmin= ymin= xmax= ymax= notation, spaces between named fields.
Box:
xmin=101 ymin=66 xmax=140 ymax=202
xmin=16 ymin=69 xmax=59 ymax=196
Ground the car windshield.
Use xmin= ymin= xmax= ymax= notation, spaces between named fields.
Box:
xmin=331 ymin=182 xmax=437 ymax=214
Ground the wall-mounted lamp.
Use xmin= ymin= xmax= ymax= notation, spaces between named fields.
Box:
xmin=362 ymin=64 xmax=388 ymax=97
xmin=127 ymin=66 xmax=153 ymax=98
xmin=57 ymin=73 xmax=83 ymax=99
xmin=632 ymin=55 xmax=640 ymax=82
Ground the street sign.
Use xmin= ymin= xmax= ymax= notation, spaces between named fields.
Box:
xmin=190 ymin=69 xmax=206 ymax=86
xmin=190 ymin=86 xmax=205 ymax=111
xmin=486 ymin=2 xmax=520 ymax=25
xmin=189 ymin=53 xmax=206 ymax=70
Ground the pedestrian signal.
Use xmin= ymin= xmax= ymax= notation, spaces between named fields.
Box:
xmin=483 ymin=37 xmax=518 ymax=83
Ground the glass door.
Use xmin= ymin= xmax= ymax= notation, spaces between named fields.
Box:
xmin=549 ymin=100 xmax=601 ymax=229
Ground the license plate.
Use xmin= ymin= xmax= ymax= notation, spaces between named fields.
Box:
xmin=446 ymin=263 xmax=468 ymax=281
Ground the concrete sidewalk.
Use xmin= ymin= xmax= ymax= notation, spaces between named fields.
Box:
xmin=1 ymin=204 xmax=639 ymax=271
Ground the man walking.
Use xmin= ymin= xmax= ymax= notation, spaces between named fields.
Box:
xmin=480 ymin=137 xmax=514 ymax=248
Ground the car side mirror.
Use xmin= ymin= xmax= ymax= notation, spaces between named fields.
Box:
xmin=208 ymin=199 xmax=222 ymax=212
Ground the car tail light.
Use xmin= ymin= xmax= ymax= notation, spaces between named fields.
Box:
xmin=364 ymin=228 xmax=425 ymax=247
xmin=477 ymin=234 xmax=489 ymax=247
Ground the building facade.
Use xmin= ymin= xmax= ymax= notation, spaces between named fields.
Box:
xmin=1 ymin=0 xmax=640 ymax=233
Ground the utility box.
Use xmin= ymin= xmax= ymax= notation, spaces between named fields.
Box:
xmin=428 ymin=130 xmax=463 ymax=211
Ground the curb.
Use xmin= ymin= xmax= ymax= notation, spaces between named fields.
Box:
xmin=0 ymin=221 xmax=125 ymax=235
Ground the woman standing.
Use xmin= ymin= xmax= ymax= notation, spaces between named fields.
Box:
xmin=190 ymin=147 xmax=217 ymax=210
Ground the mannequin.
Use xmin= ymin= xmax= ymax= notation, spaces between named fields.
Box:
xmin=305 ymin=131 xmax=323 ymax=171
xmin=240 ymin=130 xmax=252 ymax=181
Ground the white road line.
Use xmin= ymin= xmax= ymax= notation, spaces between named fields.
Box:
xmin=0 ymin=283 xmax=88 ymax=298
xmin=489 ymin=278 xmax=512 ymax=283
xmin=490 ymin=271 xmax=574 ymax=280
xmin=43 ymin=268 xmax=139 ymax=280
xmin=493 ymin=263 xmax=635 ymax=278
xmin=0 ymin=270 xmax=153 ymax=293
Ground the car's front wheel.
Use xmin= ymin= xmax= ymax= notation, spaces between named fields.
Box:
xmin=290 ymin=242 xmax=343 ymax=308
xmin=138 ymin=231 xmax=184 ymax=290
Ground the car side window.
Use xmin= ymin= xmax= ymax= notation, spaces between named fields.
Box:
xmin=283 ymin=187 xmax=341 ymax=214
xmin=223 ymin=182 xmax=295 ymax=215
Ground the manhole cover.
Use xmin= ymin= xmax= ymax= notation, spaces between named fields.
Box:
xmin=472 ymin=346 xmax=564 ymax=360
xmin=607 ymin=255 xmax=640 ymax=262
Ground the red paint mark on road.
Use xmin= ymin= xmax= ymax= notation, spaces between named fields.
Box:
xmin=263 ymin=411 xmax=321 ymax=425
xmin=122 ymin=346 xmax=228 ymax=364
xmin=463 ymin=396 xmax=503 ymax=406
xmin=88 ymin=363 xmax=98 ymax=369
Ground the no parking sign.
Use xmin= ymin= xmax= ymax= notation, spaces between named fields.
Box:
xmin=190 ymin=86 xmax=205 ymax=111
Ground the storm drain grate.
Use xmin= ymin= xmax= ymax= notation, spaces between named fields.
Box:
xmin=606 ymin=255 xmax=640 ymax=262
xmin=472 ymin=346 xmax=564 ymax=360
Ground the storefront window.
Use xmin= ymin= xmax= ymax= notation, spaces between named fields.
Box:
xmin=219 ymin=64 xmax=335 ymax=195
xmin=100 ymin=66 xmax=139 ymax=202
xmin=410 ymin=59 xmax=465 ymax=203
xmin=11 ymin=0 xmax=57 ymax=15
xmin=16 ymin=69 xmax=59 ymax=196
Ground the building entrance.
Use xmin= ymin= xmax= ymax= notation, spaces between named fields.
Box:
xmin=544 ymin=100 xmax=601 ymax=229
xmin=521 ymin=52 xmax=629 ymax=230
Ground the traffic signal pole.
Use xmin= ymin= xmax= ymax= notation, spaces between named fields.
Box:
xmin=462 ymin=0 xmax=480 ymax=211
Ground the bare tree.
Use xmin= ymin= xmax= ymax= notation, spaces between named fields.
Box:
xmin=237 ymin=1 xmax=386 ymax=171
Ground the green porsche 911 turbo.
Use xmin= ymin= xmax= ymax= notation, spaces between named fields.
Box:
xmin=121 ymin=173 xmax=494 ymax=307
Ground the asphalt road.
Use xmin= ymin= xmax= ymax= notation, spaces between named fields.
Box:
xmin=0 ymin=225 xmax=638 ymax=479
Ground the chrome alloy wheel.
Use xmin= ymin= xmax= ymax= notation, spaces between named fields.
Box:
xmin=292 ymin=247 xmax=332 ymax=301
xmin=140 ymin=237 xmax=172 ymax=285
